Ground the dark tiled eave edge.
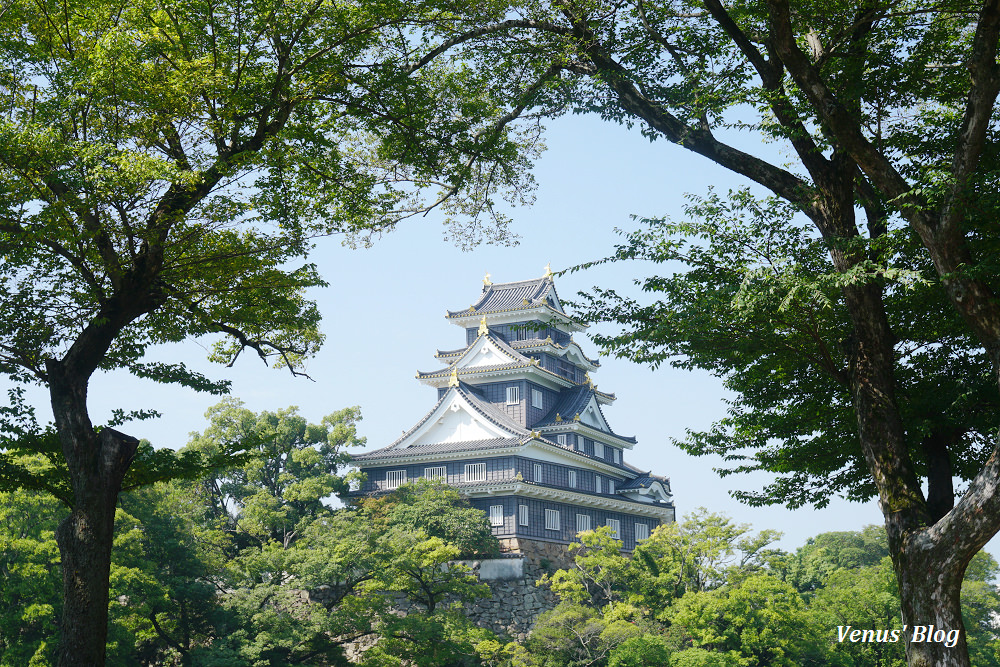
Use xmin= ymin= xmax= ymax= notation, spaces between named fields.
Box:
xmin=352 ymin=437 xmax=525 ymax=461
xmin=348 ymin=479 xmax=675 ymax=511
xmin=511 ymin=338 xmax=601 ymax=367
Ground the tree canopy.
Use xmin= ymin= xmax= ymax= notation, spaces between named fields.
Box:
xmin=416 ymin=2 xmax=1000 ymax=664
xmin=0 ymin=0 xmax=541 ymax=661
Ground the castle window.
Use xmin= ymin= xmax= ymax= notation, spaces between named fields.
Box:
xmin=568 ymin=470 xmax=577 ymax=488
xmin=532 ymin=388 xmax=544 ymax=409
xmin=386 ymin=470 xmax=407 ymax=489
xmin=635 ymin=523 xmax=650 ymax=542
xmin=595 ymin=475 xmax=602 ymax=494
xmin=613 ymin=449 xmax=621 ymax=464
xmin=519 ymin=504 xmax=529 ymax=526
xmin=594 ymin=441 xmax=605 ymax=458
xmin=576 ymin=514 xmax=591 ymax=533
xmin=606 ymin=518 xmax=621 ymax=539
xmin=545 ymin=509 xmax=560 ymax=531
xmin=516 ymin=325 xmax=528 ymax=341
xmin=424 ymin=466 xmax=447 ymax=481
xmin=465 ymin=463 xmax=487 ymax=483
xmin=557 ymin=434 xmax=567 ymax=446
xmin=506 ymin=386 xmax=520 ymax=404
xmin=533 ymin=463 xmax=543 ymax=483
xmin=608 ymin=479 xmax=616 ymax=495
xmin=489 ymin=505 xmax=504 ymax=527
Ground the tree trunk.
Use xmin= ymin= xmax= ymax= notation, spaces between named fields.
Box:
xmin=49 ymin=356 xmax=139 ymax=667
xmin=894 ymin=539 xmax=969 ymax=667
xmin=54 ymin=426 xmax=138 ymax=666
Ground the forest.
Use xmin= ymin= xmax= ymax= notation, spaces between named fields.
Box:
xmin=3 ymin=400 xmax=999 ymax=667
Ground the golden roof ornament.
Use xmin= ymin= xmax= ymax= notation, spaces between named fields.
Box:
xmin=483 ymin=271 xmax=492 ymax=286
xmin=448 ymin=368 xmax=459 ymax=387
xmin=555 ymin=413 xmax=562 ymax=422
xmin=478 ymin=317 xmax=489 ymax=336
xmin=530 ymin=430 xmax=540 ymax=439
xmin=544 ymin=263 xmax=554 ymax=278
xmin=523 ymin=297 xmax=531 ymax=306
xmin=573 ymin=413 xmax=581 ymax=421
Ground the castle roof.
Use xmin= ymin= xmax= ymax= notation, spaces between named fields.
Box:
xmin=446 ymin=274 xmax=585 ymax=332
xmin=534 ymin=385 xmax=636 ymax=444
xmin=460 ymin=276 xmax=561 ymax=315
xmin=417 ymin=332 xmax=585 ymax=389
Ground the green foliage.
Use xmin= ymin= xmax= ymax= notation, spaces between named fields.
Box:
xmin=359 ymin=480 xmax=500 ymax=559
xmin=606 ymin=634 xmax=673 ymax=667
xmin=539 ymin=526 xmax=631 ymax=605
xmin=576 ymin=190 xmax=996 ymax=510
xmin=0 ymin=473 xmax=65 ymax=666
xmin=182 ymin=398 xmax=363 ymax=547
xmin=359 ymin=610 xmax=493 ymax=667
xmin=671 ymin=573 xmax=829 ymax=667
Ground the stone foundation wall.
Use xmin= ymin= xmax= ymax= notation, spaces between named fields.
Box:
xmin=456 ymin=538 xmax=573 ymax=639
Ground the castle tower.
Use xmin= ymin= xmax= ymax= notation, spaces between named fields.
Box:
xmin=351 ymin=272 xmax=675 ymax=552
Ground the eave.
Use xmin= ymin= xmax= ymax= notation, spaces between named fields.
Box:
xmin=463 ymin=482 xmax=676 ymax=521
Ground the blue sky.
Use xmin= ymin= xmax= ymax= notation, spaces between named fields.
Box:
xmin=18 ymin=109 xmax=920 ymax=556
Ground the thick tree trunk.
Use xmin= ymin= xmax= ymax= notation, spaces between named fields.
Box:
xmin=49 ymin=358 xmax=139 ymax=667
xmin=893 ymin=540 xmax=969 ymax=667
xmin=54 ymin=427 xmax=138 ymax=666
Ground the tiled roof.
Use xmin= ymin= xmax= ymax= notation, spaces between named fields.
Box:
xmin=352 ymin=437 xmax=524 ymax=461
xmin=510 ymin=338 xmax=601 ymax=367
xmin=447 ymin=277 xmax=561 ymax=317
xmin=534 ymin=386 xmax=636 ymax=444
xmin=418 ymin=334 xmax=582 ymax=388
xmin=619 ymin=476 xmax=659 ymax=490
xmin=417 ymin=361 xmax=529 ymax=380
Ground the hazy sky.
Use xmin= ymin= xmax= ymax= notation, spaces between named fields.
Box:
xmin=8 ymin=108 xmax=927 ymax=556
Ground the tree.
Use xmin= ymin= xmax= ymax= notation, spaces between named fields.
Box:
xmin=670 ymin=574 xmax=829 ymax=667
xmin=417 ymin=2 xmax=1000 ymax=664
xmin=0 ymin=461 xmax=65 ymax=666
xmin=0 ymin=0 xmax=537 ymax=662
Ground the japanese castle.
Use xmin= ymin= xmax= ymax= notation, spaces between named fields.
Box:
xmin=352 ymin=271 xmax=675 ymax=551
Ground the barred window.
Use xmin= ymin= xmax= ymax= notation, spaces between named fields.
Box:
xmin=506 ymin=386 xmax=520 ymax=404
xmin=489 ymin=505 xmax=504 ymax=527
xmin=532 ymin=388 xmax=544 ymax=409
xmin=608 ymin=479 xmax=616 ymax=495
xmin=386 ymin=470 xmax=407 ymax=489
xmin=465 ymin=463 xmax=487 ymax=483
xmin=545 ymin=509 xmax=560 ymax=531
xmin=519 ymin=504 xmax=529 ymax=526
xmin=613 ymin=448 xmax=621 ymax=464
xmin=595 ymin=475 xmax=602 ymax=494
xmin=424 ymin=466 xmax=447 ymax=481
xmin=576 ymin=514 xmax=591 ymax=533
xmin=568 ymin=470 xmax=577 ymax=488
xmin=557 ymin=434 xmax=567 ymax=446
xmin=594 ymin=441 xmax=605 ymax=458
xmin=635 ymin=523 xmax=650 ymax=542
xmin=534 ymin=463 xmax=543 ymax=483
xmin=606 ymin=518 xmax=621 ymax=540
